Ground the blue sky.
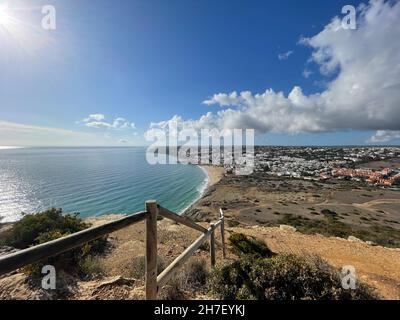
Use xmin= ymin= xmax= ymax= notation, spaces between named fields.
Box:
xmin=0 ymin=0 xmax=399 ymax=146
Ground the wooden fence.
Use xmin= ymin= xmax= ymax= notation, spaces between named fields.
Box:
xmin=0 ymin=200 xmax=226 ymax=300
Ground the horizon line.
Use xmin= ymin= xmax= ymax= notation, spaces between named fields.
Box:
xmin=1 ymin=144 xmax=400 ymax=149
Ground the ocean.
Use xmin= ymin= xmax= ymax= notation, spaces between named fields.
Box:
xmin=0 ymin=147 xmax=207 ymax=222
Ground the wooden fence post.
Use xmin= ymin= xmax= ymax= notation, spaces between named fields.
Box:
xmin=210 ymin=223 xmax=216 ymax=267
xmin=219 ymin=209 xmax=226 ymax=258
xmin=145 ymin=200 xmax=158 ymax=300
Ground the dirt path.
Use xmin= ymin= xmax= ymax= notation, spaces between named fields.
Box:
xmin=355 ymin=199 xmax=400 ymax=209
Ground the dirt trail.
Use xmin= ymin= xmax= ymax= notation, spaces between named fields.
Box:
xmin=355 ymin=199 xmax=400 ymax=209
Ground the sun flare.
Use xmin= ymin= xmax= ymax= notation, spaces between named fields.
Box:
xmin=0 ymin=4 xmax=11 ymax=27
xmin=0 ymin=2 xmax=52 ymax=56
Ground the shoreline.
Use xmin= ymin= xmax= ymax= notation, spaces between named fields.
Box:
xmin=181 ymin=165 xmax=225 ymax=216
xmin=199 ymin=165 xmax=225 ymax=188
xmin=178 ymin=166 xmax=209 ymax=215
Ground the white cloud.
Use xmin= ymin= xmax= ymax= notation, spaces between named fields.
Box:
xmin=80 ymin=115 xmax=135 ymax=130
xmin=203 ymin=92 xmax=240 ymax=107
xmin=302 ymin=69 xmax=313 ymax=78
xmin=112 ymin=117 xmax=136 ymax=130
xmin=86 ymin=121 xmax=112 ymax=129
xmin=368 ymin=130 xmax=400 ymax=143
xmin=149 ymin=0 xmax=400 ymax=137
xmin=0 ymin=120 xmax=108 ymax=146
xmin=278 ymin=50 xmax=294 ymax=60
xmin=84 ymin=114 xmax=105 ymax=122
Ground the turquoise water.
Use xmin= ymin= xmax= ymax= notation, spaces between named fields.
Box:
xmin=0 ymin=147 xmax=207 ymax=222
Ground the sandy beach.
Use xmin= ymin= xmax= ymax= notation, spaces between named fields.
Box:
xmin=199 ymin=165 xmax=225 ymax=187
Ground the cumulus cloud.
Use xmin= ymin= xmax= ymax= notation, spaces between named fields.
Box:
xmin=278 ymin=50 xmax=294 ymax=60
xmin=203 ymin=92 xmax=240 ymax=107
xmin=81 ymin=115 xmax=135 ymax=130
xmin=149 ymin=0 xmax=400 ymax=139
xmin=368 ymin=130 xmax=400 ymax=143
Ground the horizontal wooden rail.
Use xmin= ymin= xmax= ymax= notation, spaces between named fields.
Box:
xmin=0 ymin=211 xmax=148 ymax=276
xmin=158 ymin=205 xmax=207 ymax=233
xmin=157 ymin=219 xmax=222 ymax=288
xmin=0 ymin=200 xmax=226 ymax=300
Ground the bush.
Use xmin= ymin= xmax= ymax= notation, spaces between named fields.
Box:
xmin=2 ymin=208 xmax=88 ymax=249
xmin=158 ymin=279 xmax=185 ymax=300
xmin=321 ymin=209 xmax=338 ymax=217
xmin=208 ymin=253 xmax=378 ymax=300
xmin=78 ymin=255 xmax=104 ymax=278
xmin=129 ymin=255 xmax=166 ymax=279
xmin=229 ymin=233 xmax=274 ymax=259
xmin=227 ymin=220 xmax=240 ymax=227
xmin=182 ymin=259 xmax=208 ymax=288
xmin=130 ymin=257 xmax=208 ymax=298
xmin=158 ymin=258 xmax=209 ymax=300
xmin=199 ymin=241 xmax=210 ymax=252
xmin=1 ymin=208 xmax=108 ymax=278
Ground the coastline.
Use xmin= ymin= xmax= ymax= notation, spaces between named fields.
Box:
xmin=181 ymin=165 xmax=225 ymax=216
xmin=199 ymin=165 xmax=225 ymax=188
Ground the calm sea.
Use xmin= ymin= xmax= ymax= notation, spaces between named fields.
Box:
xmin=0 ymin=147 xmax=207 ymax=222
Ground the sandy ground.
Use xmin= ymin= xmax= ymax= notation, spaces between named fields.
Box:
xmin=200 ymin=165 xmax=225 ymax=187
xmin=188 ymin=173 xmax=400 ymax=230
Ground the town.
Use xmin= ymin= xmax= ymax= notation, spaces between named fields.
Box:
xmin=231 ymin=146 xmax=400 ymax=187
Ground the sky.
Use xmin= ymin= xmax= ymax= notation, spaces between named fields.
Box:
xmin=0 ymin=0 xmax=399 ymax=146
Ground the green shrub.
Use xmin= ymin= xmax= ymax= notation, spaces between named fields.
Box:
xmin=208 ymin=254 xmax=378 ymax=300
xmin=78 ymin=255 xmax=104 ymax=278
xmin=227 ymin=220 xmax=240 ymax=227
xmin=158 ymin=279 xmax=185 ymax=300
xmin=3 ymin=208 xmax=88 ymax=249
xmin=229 ymin=233 xmax=274 ymax=259
xmin=158 ymin=258 xmax=209 ymax=299
xmin=129 ymin=255 xmax=166 ymax=279
xmin=2 ymin=208 xmax=108 ymax=278
xmin=321 ymin=209 xmax=338 ymax=217
xmin=199 ymin=241 xmax=210 ymax=252
xmin=183 ymin=259 xmax=208 ymax=287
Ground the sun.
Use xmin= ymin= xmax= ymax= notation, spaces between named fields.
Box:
xmin=0 ymin=4 xmax=11 ymax=27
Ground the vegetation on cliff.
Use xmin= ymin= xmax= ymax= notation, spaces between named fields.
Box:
xmin=0 ymin=208 xmax=108 ymax=278
xmin=208 ymin=233 xmax=378 ymax=300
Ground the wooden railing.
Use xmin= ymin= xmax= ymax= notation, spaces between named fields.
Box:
xmin=0 ymin=200 xmax=226 ymax=300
